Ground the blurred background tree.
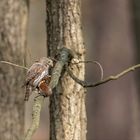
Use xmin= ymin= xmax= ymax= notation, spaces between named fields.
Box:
xmin=83 ymin=0 xmax=136 ymax=140
xmin=132 ymin=0 xmax=140 ymax=139
xmin=0 ymin=0 xmax=29 ymax=139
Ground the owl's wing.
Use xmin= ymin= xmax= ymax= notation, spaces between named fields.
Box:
xmin=33 ymin=69 xmax=48 ymax=87
xmin=25 ymin=63 xmax=48 ymax=86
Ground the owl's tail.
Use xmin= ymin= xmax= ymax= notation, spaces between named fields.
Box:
xmin=24 ymin=85 xmax=31 ymax=101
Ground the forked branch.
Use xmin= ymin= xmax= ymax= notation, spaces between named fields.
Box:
xmin=68 ymin=64 xmax=140 ymax=87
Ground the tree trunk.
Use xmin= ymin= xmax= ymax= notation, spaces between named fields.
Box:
xmin=46 ymin=0 xmax=87 ymax=140
xmin=131 ymin=0 xmax=140 ymax=139
xmin=132 ymin=0 xmax=140 ymax=62
xmin=0 ymin=0 xmax=28 ymax=139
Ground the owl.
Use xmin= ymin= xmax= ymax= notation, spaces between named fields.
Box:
xmin=24 ymin=57 xmax=53 ymax=101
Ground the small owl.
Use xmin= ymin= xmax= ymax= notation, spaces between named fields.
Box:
xmin=24 ymin=57 xmax=53 ymax=101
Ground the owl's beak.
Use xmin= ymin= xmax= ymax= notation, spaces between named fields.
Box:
xmin=49 ymin=61 xmax=53 ymax=67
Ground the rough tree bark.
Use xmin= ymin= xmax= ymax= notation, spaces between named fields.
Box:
xmin=0 ymin=0 xmax=28 ymax=139
xmin=46 ymin=0 xmax=87 ymax=140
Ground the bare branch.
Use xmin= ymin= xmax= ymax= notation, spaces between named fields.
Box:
xmin=0 ymin=61 xmax=28 ymax=70
xmin=68 ymin=64 xmax=140 ymax=87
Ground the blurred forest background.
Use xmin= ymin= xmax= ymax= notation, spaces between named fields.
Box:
xmin=1 ymin=0 xmax=140 ymax=140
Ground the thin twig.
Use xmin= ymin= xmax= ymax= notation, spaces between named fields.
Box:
xmin=68 ymin=64 xmax=140 ymax=87
xmin=92 ymin=61 xmax=104 ymax=80
xmin=71 ymin=59 xmax=104 ymax=80
xmin=71 ymin=59 xmax=94 ymax=64
xmin=72 ymin=60 xmax=100 ymax=64
xmin=0 ymin=61 xmax=28 ymax=70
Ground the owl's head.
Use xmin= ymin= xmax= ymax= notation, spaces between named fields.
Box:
xmin=39 ymin=57 xmax=53 ymax=67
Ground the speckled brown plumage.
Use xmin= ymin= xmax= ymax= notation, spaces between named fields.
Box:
xmin=24 ymin=57 xmax=53 ymax=101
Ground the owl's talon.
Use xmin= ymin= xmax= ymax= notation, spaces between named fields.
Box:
xmin=39 ymin=92 xmax=47 ymax=97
